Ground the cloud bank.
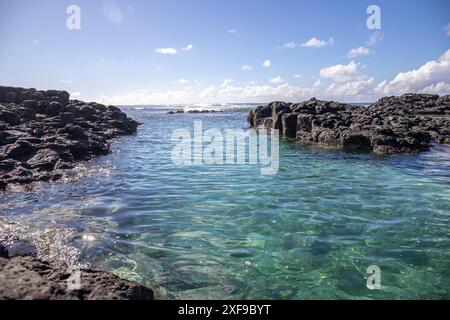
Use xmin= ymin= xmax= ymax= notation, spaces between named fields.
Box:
xmin=96 ymin=49 xmax=450 ymax=104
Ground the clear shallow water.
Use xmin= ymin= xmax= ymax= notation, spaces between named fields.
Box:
xmin=1 ymin=106 xmax=449 ymax=299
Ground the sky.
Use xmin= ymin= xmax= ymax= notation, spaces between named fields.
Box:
xmin=0 ymin=0 xmax=449 ymax=105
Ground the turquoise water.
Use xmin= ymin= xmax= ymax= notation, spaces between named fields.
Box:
xmin=1 ymin=108 xmax=449 ymax=299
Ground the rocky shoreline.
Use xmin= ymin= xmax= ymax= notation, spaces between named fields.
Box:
xmin=0 ymin=241 xmax=154 ymax=300
xmin=248 ymin=94 xmax=450 ymax=153
xmin=0 ymin=86 xmax=140 ymax=191
xmin=0 ymin=86 xmax=155 ymax=299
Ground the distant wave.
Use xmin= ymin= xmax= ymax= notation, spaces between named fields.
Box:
xmin=122 ymin=102 xmax=372 ymax=114
xmin=121 ymin=103 xmax=261 ymax=114
xmin=184 ymin=103 xmax=260 ymax=113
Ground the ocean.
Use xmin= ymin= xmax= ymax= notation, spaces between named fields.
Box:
xmin=1 ymin=104 xmax=449 ymax=299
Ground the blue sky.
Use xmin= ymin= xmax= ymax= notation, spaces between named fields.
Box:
xmin=0 ymin=0 xmax=449 ymax=104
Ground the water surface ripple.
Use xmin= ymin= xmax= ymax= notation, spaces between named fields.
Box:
xmin=1 ymin=108 xmax=449 ymax=299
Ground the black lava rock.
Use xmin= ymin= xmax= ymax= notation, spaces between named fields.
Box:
xmin=248 ymin=94 xmax=450 ymax=154
xmin=0 ymin=86 xmax=141 ymax=190
xmin=0 ymin=242 xmax=154 ymax=300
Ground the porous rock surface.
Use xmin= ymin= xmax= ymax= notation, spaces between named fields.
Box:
xmin=248 ymin=94 xmax=450 ymax=153
xmin=0 ymin=86 xmax=140 ymax=191
xmin=0 ymin=242 xmax=154 ymax=300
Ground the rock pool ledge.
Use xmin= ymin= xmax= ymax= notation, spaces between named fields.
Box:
xmin=248 ymin=94 xmax=450 ymax=153
xmin=0 ymin=242 xmax=154 ymax=300
xmin=0 ymin=86 xmax=141 ymax=191
xmin=0 ymin=87 xmax=153 ymax=299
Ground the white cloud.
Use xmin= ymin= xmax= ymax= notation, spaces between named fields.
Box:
xmin=156 ymin=44 xmax=193 ymax=54
xmin=320 ymin=49 xmax=450 ymax=99
xmin=421 ymin=82 xmax=450 ymax=94
xmin=181 ymin=44 xmax=193 ymax=52
xmin=71 ymin=92 xmax=81 ymax=97
xmin=94 ymin=49 xmax=450 ymax=105
xmin=320 ymin=61 xmax=363 ymax=82
xmin=320 ymin=60 xmax=374 ymax=97
xmin=61 ymin=80 xmax=73 ymax=84
xmin=102 ymin=1 xmax=124 ymax=24
xmin=366 ymin=31 xmax=383 ymax=46
xmin=302 ymin=37 xmax=334 ymax=48
xmin=228 ymin=29 xmax=237 ymax=34
xmin=242 ymin=64 xmax=253 ymax=71
xmin=199 ymin=86 xmax=217 ymax=99
xmin=95 ymin=80 xmax=322 ymax=104
xmin=292 ymin=74 xmax=301 ymax=79
xmin=32 ymin=39 xmax=40 ymax=44
xmin=375 ymin=49 xmax=450 ymax=96
xmin=444 ymin=23 xmax=450 ymax=36
xmin=221 ymin=79 xmax=234 ymax=87
xmin=155 ymin=47 xmax=178 ymax=55
xmin=282 ymin=41 xmax=299 ymax=48
xmin=262 ymin=59 xmax=271 ymax=68
xmin=326 ymin=78 xmax=374 ymax=96
xmin=347 ymin=47 xmax=371 ymax=59
xmin=173 ymin=78 xmax=190 ymax=84
xmin=270 ymin=76 xmax=285 ymax=84
xmin=97 ymin=88 xmax=194 ymax=105
xmin=214 ymin=82 xmax=320 ymax=102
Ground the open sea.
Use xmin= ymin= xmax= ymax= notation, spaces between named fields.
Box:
xmin=1 ymin=104 xmax=449 ymax=299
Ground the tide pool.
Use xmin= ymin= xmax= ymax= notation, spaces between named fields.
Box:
xmin=1 ymin=108 xmax=449 ymax=299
